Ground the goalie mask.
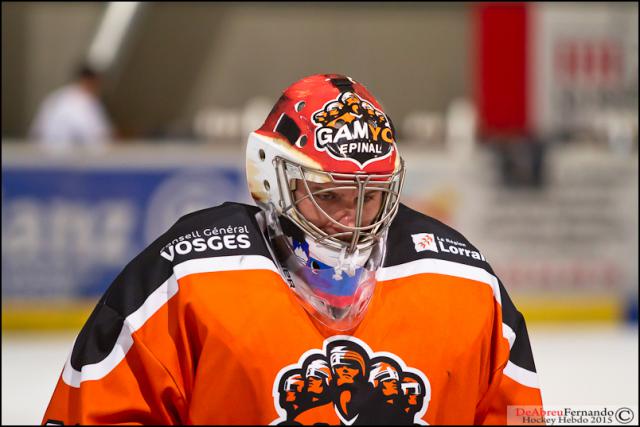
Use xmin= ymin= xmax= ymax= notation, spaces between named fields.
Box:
xmin=246 ymin=74 xmax=405 ymax=331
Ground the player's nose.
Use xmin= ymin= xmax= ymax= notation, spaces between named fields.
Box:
xmin=334 ymin=202 xmax=358 ymax=227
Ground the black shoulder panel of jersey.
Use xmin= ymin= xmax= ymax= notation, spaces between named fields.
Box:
xmin=498 ymin=279 xmax=537 ymax=372
xmin=384 ymin=203 xmax=492 ymax=272
xmin=70 ymin=202 xmax=271 ymax=370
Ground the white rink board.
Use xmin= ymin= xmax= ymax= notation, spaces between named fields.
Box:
xmin=2 ymin=324 xmax=638 ymax=425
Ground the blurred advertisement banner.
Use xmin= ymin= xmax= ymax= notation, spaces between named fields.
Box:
xmin=474 ymin=3 xmax=638 ymax=146
xmin=1 ymin=148 xmax=247 ymax=303
xmin=1 ymin=143 xmax=637 ymax=327
xmin=531 ymin=3 xmax=638 ymax=143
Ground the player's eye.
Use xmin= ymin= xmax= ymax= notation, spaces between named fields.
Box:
xmin=315 ymin=192 xmax=336 ymax=201
xmin=364 ymin=192 xmax=377 ymax=202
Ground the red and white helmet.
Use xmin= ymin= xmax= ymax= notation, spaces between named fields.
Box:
xmin=246 ymin=74 xmax=405 ymax=254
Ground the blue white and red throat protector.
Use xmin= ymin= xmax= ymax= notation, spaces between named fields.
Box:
xmin=265 ymin=211 xmax=387 ymax=332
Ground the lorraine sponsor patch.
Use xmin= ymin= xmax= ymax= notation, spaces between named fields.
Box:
xmin=411 ymin=233 xmax=439 ymax=253
xmin=272 ymin=336 xmax=430 ymax=425
xmin=312 ymin=92 xmax=395 ymax=168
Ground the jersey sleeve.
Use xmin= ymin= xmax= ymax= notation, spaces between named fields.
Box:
xmin=41 ymin=203 xmax=268 ymax=425
xmin=41 ymin=299 xmax=188 ymax=425
xmin=40 ymin=216 xmax=187 ymax=425
xmin=475 ymin=278 xmax=544 ymax=425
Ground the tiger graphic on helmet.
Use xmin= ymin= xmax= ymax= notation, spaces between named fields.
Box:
xmin=312 ymin=91 xmax=396 ymax=168
xmin=272 ymin=337 xmax=430 ymax=425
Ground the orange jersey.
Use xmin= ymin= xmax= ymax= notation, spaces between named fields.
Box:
xmin=43 ymin=202 xmax=543 ymax=425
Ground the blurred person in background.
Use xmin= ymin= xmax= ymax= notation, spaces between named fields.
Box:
xmin=42 ymin=74 xmax=542 ymax=425
xmin=28 ymin=63 xmax=113 ymax=152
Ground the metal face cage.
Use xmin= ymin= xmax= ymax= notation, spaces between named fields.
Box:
xmin=274 ymin=157 xmax=405 ymax=254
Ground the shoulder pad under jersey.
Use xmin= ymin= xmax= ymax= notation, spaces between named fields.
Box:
xmin=384 ymin=205 xmax=538 ymax=375
xmin=69 ymin=202 xmax=273 ymax=372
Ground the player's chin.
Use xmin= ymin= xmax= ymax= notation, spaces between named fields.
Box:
xmin=319 ymin=225 xmax=370 ymax=244
xmin=328 ymin=231 xmax=355 ymax=243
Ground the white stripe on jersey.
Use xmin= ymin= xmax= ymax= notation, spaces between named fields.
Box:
xmin=377 ymin=257 xmax=539 ymax=389
xmin=62 ymin=255 xmax=278 ymax=388
xmin=376 ymin=258 xmax=502 ymax=305
xmin=62 ymin=254 xmax=539 ymax=390
xmin=504 ymin=360 xmax=540 ymax=389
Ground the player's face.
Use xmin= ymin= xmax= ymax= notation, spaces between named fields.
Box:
xmin=293 ymin=181 xmax=383 ymax=241
xmin=285 ymin=381 xmax=303 ymax=402
xmin=381 ymin=379 xmax=399 ymax=396
xmin=285 ymin=377 xmax=304 ymax=402
xmin=306 ymin=376 xmax=324 ymax=394
xmin=334 ymin=364 xmax=361 ymax=386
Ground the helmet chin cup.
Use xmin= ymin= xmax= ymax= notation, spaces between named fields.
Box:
xmin=264 ymin=206 xmax=386 ymax=332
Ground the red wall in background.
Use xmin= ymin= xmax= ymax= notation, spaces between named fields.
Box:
xmin=474 ymin=2 xmax=530 ymax=138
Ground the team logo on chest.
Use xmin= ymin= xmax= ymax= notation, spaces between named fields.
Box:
xmin=272 ymin=336 xmax=430 ymax=425
xmin=312 ymin=92 xmax=395 ymax=168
